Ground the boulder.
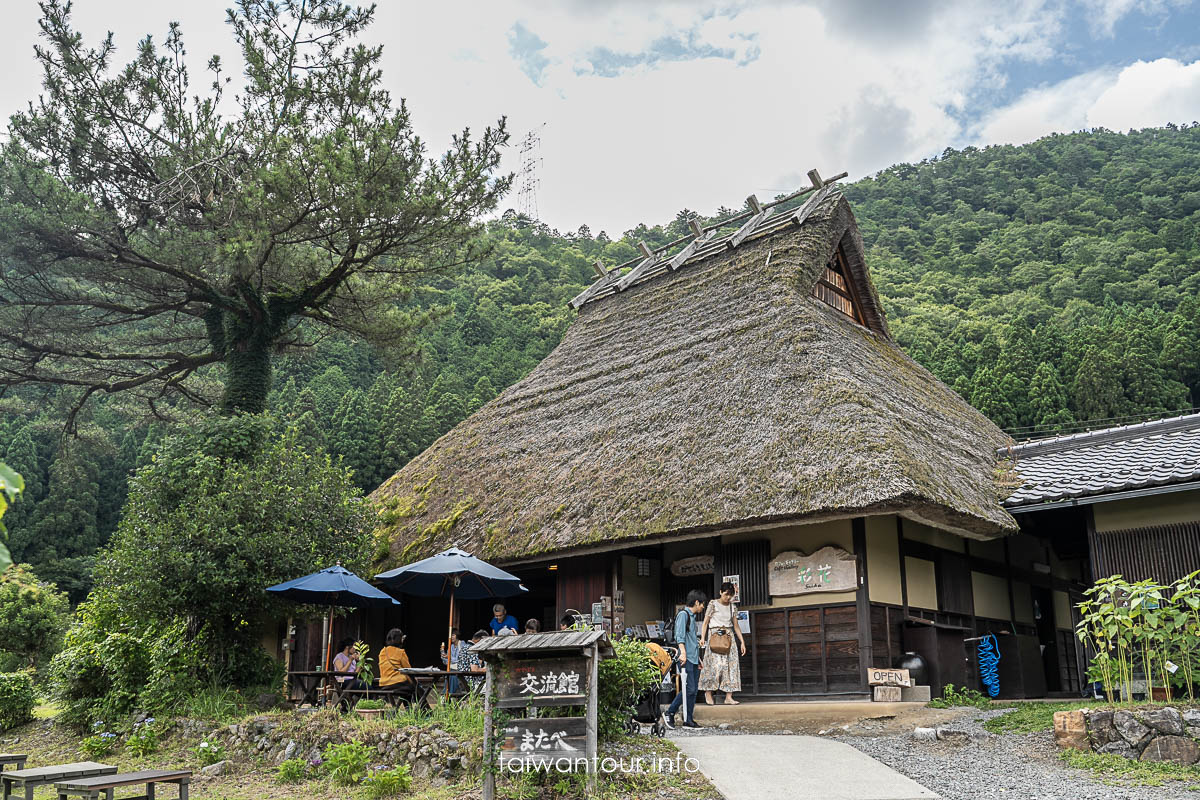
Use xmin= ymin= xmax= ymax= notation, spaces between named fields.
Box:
xmin=1139 ymin=736 xmax=1200 ymax=766
xmin=1138 ymin=708 xmax=1184 ymax=736
xmin=1097 ymin=741 xmax=1138 ymax=759
xmin=1187 ymin=726 xmax=1200 ymax=740
xmin=936 ymin=728 xmax=970 ymax=742
xmin=1086 ymin=711 xmax=1121 ymax=747
xmin=1053 ymin=710 xmax=1089 ymax=751
xmin=911 ymin=727 xmax=938 ymax=742
xmin=1113 ymin=710 xmax=1154 ymax=750
xmin=200 ymin=760 xmax=231 ymax=777
xmin=1182 ymin=709 xmax=1200 ymax=727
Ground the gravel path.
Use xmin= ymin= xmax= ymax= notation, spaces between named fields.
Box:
xmin=835 ymin=708 xmax=1200 ymax=800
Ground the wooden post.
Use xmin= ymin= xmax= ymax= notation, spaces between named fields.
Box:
xmin=592 ymin=260 xmax=607 ymax=278
xmin=446 ymin=588 xmax=456 ymax=702
xmin=585 ymin=643 xmax=599 ymax=796
xmin=483 ymin=663 xmax=495 ymax=800
xmin=897 ymin=517 xmax=909 ymax=618
xmin=853 ymin=518 xmax=873 ymax=689
xmin=283 ymin=616 xmax=294 ymax=700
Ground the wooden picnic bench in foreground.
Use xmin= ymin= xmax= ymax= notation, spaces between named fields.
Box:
xmin=1 ymin=762 xmax=116 ymax=800
xmin=0 ymin=757 xmax=27 ymax=774
xmin=55 ymin=769 xmax=191 ymax=800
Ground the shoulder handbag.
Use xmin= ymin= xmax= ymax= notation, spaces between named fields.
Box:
xmin=707 ymin=601 xmax=733 ymax=655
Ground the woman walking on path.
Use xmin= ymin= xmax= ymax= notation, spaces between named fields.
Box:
xmin=699 ymin=581 xmax=746 ymax=705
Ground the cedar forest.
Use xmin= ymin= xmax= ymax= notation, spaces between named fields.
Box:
xmin=4 ymin=124 xmax=1200 ymax=603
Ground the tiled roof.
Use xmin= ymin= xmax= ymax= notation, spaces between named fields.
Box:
xmin=1004 ymin=413 xmax=1200 ymax=508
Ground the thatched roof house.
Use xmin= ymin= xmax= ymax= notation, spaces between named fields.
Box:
xmin=372 ymin=186 xmax=1018 ymax=569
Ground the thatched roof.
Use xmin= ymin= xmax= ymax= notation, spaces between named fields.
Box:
xmin=372 ymin=191 xmax=1018 ymax=568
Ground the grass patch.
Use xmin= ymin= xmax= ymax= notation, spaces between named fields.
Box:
xmin=927 ymin=683 xmax=991 ymax=709
xmin=1061 ymin=748 xmax=1200 ymax=787
xmin=33 ymin=701 xmax=60 ymax=720
xmin=983 ymin=701 xmax=1092 ymax=734
xmin=390 ymin=693 xmax=485 ymax=740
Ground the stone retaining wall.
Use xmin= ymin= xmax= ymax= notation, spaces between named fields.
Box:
xmin=176 ymin=714 xmax=480 ymax=784
xmin=1054 ymin=707 xmax=1200 ymax=766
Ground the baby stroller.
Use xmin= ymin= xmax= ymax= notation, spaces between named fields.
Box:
xmin=626 ymin=645 xmax=678 ymax=737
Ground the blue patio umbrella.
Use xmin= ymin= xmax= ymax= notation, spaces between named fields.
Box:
xmin=375 ymin=548 xmax=526 ymax=696
xmin=267 ymin=564 xmax=400 ymax=671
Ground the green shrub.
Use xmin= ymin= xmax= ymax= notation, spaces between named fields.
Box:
xmin=125 ymin=718 xmax=160 ymax=757
xmin=0 ymin=672 xmax=35 ymax=729
xmin=276 ymin=758 xmax=309 ymax=784
xmin=595 ymin=637 xmax=660 ymax=740
xmin=192 ymin=737 xmax=226 ymax=767
xmin=0 ymin=565 xmax=70 ymax=673
xmin=362 ymin=765 xmax=413 ymax=797
xmin=322 ymin=741 xmax=372 ymax=785
xmin=80 ymin=731 xmax=119 ymax=759
xmin=928 ymin=683 xmax=991 ymax=709
xmin=50 ymin=608 xmax=201 ymax=731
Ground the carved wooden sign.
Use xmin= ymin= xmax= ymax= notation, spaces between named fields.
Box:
xmin=499 ymin=718 xmax=587 ymax=766
xmin=670 ymin=555 xmax=714 ymax=577
xmin=494 ymin=656 xmax=589 ymax=708
xmin=768 ymin=546 xmax=857 ymax=596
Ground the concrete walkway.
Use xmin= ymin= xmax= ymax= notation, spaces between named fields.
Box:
xmin=673 ymin=734 xmax=939 ymax=800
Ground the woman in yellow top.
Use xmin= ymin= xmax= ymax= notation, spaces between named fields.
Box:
xmin=378 ymin=628 xmax=412 ymax=686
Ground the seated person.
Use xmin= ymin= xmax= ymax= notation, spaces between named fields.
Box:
xmin=332 ymin=638 xmax=365 ymax=689
xmin=490 ymin=604 xmax=520 ymax=636
xmin=457 ymin=629 xmax=490 ymax=689
xmin=440 ymin=629 xmax=462 ymax=694
xmin=524 ymin=618 xmax=540 ymax=634
xmin=378 ymin=628 xmax=413 ymax=693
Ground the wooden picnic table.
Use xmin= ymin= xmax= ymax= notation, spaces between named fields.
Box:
xmin=0 ymin=757 xmax=26 ymax=774
xmin=398 ymin=668 xmax=479 ymax=706
xmin=285 ymin=670 xmax=357 ymax=706
xmin=56 ymin=769 xmax=191 ymax=800
xmin=2 ymin=762 xmax=115 ymax=800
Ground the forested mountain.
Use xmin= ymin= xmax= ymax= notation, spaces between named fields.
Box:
xmin=5 ymin=124 xmax=1199 ymax=600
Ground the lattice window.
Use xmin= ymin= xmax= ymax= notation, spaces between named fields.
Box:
xmin=812 ymin=247 xmax=865 ymax=325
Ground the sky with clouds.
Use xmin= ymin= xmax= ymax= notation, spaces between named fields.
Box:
xmin=2 ymin=0 xmax=1200 ymax=235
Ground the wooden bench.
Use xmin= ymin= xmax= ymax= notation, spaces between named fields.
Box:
xmin=55 ymin=769 xmax=191 ymax=800
xmin=2 ymin=762 xmax=116 ymax=800
xmin=335 ymin=685 xmax=412 ymax=709
xmin=0 ymin=757 xmax=26 ymax=774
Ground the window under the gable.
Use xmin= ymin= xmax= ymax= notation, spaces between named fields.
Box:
xmin=811 ymin=247 xmax=866 ymax=326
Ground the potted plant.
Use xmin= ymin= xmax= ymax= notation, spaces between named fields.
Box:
xmin=354 ymin=698 xmax=387 ymax=718
xmin=353 ymin=641 xmax=384 ymax=717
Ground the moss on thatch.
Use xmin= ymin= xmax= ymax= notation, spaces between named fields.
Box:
xmin=371 ymin=193 xmax=1018 ymax=567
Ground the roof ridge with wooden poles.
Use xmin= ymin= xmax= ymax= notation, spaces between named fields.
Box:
xmin=570 ymin=168 xmax=848 ymax=309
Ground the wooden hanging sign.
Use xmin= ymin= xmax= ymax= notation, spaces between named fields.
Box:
xmin=499 ymin=718 xmax=587 ymax=766
xmin=494 ymin=656 xmax=589 ymax=708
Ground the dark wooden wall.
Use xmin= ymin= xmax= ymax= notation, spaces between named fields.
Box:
xmin=1091 ymin=521 xmax=1200 ymax=583
xmin=747 ymin=604 xmax=863 ymax=696
xmin=555 ymin=556 xmax=612 ymax=619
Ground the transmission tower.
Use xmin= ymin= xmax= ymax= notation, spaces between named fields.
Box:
xmin=517 ymin=124 xmax=544 ymax=220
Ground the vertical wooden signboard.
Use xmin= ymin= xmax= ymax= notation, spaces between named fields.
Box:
xmin=479 ymin=632 xmax=609 ymax=800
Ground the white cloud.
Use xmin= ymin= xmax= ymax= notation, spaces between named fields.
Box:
xmin=976 ymin=58 xmax=1200 ymax=146
xmin=4 ymin=0 xmax=1189 ymax=235
xmin=1088 ymin=58 xmax=1200 ymax=128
